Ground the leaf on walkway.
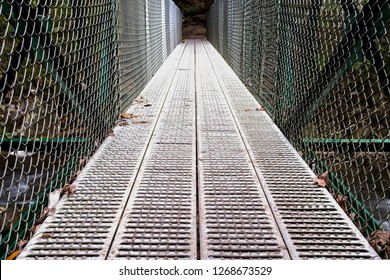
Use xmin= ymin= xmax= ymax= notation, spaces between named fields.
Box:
xmin=42 ymin=207 xmax=56 ymax=218
xmin=61 ymin=184 xmax=77 ymax=198
xmin=144 ymin=103 xmax=152 ymax=107
xmin=369 ymin=230 xmax=390 ymax=258
xmin=41 ymin=233 xmax=52 ymax=239
xmin=336 ymin=194 xmax=349 ymax=212
xmin=31 ymin=223 xmax=42 ymax=234
xmin=118 ymin=120 xmax=129 ymax=127
xmin=79 ymin=157 xmax=88 ymax=166
xmin=120 ymin=113 xmax=141 ymax=119
xmin=6 ymin=250 xmax=22 ymax=260
xmin=6 ymin=240 xmax=30 ymax=259
xmin=17 ymin=240 xmax=29 ymax=251
xmin=132 ymin=121 xmax=150 ymax=124
xmin=313 ymin=171 xmax=328 ymax=187
xmin=256 ymin=106 xmax=265 ymax=111
xmin=245 ymin=108 xmax=253 ymax=112
xmin=107 ymin=129 xmax=115 ymax=136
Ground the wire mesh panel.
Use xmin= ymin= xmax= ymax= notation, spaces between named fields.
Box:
xmin=0 ymin=0 xmax=118 ymax=259
xmin=118 ymin=0 xmax=147 ymax=112
xmin=146 ymin=0 xmax=163 ymax=82
xmin=0 ymin=0 xmax=182 ymax=260
xmin=208 ymin=0 xmax=390 ymax=258
xmin=118 ymin=0 xmax=182 ymax=112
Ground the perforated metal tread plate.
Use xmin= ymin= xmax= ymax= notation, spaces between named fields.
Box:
xmin=17 ymin=42 xmax=187 ymax=260
xmin=201 ymin=40 xmax=380 ymax=260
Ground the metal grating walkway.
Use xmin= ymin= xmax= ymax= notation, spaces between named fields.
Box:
xmin=18 ymin=40 xmax=379 ymax=260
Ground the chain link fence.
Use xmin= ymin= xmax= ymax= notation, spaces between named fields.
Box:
xmin=208 ymin=0 xmax=390 ymax=257
xmin=0 ymin=0 xmax=182 ymax=259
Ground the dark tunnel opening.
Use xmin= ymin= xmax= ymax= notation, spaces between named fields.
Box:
xmin=173 ymin=0 xmax=213 ymax=38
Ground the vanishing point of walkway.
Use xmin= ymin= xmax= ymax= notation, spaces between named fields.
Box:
xmin=18 ymin=40 xmax=379 ymax=260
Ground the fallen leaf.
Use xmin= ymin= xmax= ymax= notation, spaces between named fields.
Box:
xmin=256 ymin=106 xmax=265 ymax=111
xmin=132 ymin=121 xmax=150 ymax=124
xmin=318 ymin=171 xmax=329 ymax=180
xmin=107 ymin=129 xmax=115 ymax=136
xmin=313 ymin=178 xmax=327 ymax=187
xmin=336 ymin=195 xmax=349 ymax=212
xmin=6 ymin=250 xmax=22 ymax=260
xmin=118 ymin=120 xmax=129 ymax=127
xmin=245 ymin=108 xmax=253 ymax=112
xmin=79 ymin=157 xmax=88 ymax=166
xmin=144 ymin=103 xmax=152 ymax=107
xmin=313 ymin=171 xmax=329 ymax=187
xmin=133 ymin=96 xmax=145 ymax=103
xmin=120 ymin=113 xmax=141 ymax=119
xmin=385 ymin=246 xmax=390 ymax=259
xmin=41 ymin=233 xmax=52 ymax=239
xmin=42 ymin=207 xmax=56 ymax=218
xmin=68 ymin=170 xmax=81 ymax=185
xmin=61 ymin=184 xmax=77 ymax=198
xmin=348 ymin=212 xmax=356 ymax=221
xmin=369 ymin=230 xmax=390 ymax=257
xmin=17 ymin=240 xmax=29 ymax=251
xmin=31 ymin=223 xmax=42 ymax=234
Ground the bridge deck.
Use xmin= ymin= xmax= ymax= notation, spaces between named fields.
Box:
xmin=18 ymin=39 xmax=379 ymax=260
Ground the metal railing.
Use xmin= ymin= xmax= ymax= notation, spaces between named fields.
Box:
xmin=207 ymin=0 xmax=390 ymax=258
xmin=0 ymin=0 xmax=181 ymax=259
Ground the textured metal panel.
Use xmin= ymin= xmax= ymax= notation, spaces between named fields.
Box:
xmin=107 ymin=40 xmax=197 ymax=260
xmin=17 ymin=43 xmax=186 ymax=260
xmin=202 ymin=40 xmax=380 ymax=260
xmin=195 ymin=41 xmax=289 ymax=259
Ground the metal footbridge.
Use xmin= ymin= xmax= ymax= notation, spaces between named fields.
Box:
xmin=16 ymin=40 xmax=379 ymax=260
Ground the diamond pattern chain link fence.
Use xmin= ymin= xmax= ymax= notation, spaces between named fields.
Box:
xmin=207 ymin=0 xmax=390 ymax=258
xmin=0 ymin=0 xmax=181 ymax=259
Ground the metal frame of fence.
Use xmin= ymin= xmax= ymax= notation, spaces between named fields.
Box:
xmin=0 ymin=0 xmax=182 ymax=259
xmin=207 ymin=0 xmax=390 ymax=256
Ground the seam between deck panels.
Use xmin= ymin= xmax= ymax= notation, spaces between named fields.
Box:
xmin=194 ymin=38 xmax=201 ymax=260
xmin=202 ymin=40 xmax=380 ymax=260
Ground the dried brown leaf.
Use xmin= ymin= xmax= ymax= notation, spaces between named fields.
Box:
xmin=313 ymin=178 xmax=327 ymax=187
xmin=133 ymin=96 xmax=145 ymax=103
xmin=244 ymin=108 xmax=253 ymax=112
xmin=369 ymin=230 xmax=390 ymax=256
xmin=61 ymin=184 xmax=77 ymax=197
xmin=41 ymin=233 xmax=52 ymax=239
xmin=42 ymin=207 xmax=56 ymax=218
xmin=118 ymin=120 xmax=129 ymax=127
xmin=348 ymin=211 xmax=356 ymax=221
xmin=107 ymin=129 xmax=115 ymax=137
xmin=336 ymin=195 xmax=349 ymax=212
xmin=31 ymin=223 xmax=42 ymax=234
xmin=6 ymin=250 xmax=22 ymax=260
xmin=318 ymin=171 xmax=329 ymax=180
xmin=120 ymin=113 xmax=141 ymax=119
xmin=17 ymin=240 xmax=29 ymax=251
xmin=131 ymin=120 xmax=150 ymax=125
xmin=313 ymin=171 xmax=329 ymax=187
xmin=79 ymin=157 xmax=88 ymax=166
